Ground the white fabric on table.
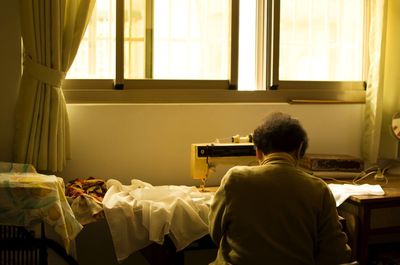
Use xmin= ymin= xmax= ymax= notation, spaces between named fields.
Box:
xmin=328 ymin=183 xmax=385 ymax=206
xmin=102 ymin=179 xmax=213 ymax=262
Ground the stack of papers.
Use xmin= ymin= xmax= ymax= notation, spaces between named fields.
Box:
xmin=328 ymin=183 xmax=385 ymax=206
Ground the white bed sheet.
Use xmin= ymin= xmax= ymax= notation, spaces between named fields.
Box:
xmin=102 ymin=179 xmax=214 ymax=262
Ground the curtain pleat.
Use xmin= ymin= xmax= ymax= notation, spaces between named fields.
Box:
xmin=362 ymin=0 xmax=400 ymax=164
xmin=362 ymin=0 xmax=388 ymax=164
xmin=14 ymin=0 xmax=95 ymax=172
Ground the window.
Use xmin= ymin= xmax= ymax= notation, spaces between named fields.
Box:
xmin=65 ymin=0 xmax=367 ymax=103
xmin=68 ymin=0 xmax=116 ymax=79
xmin=279 ymin=0 xmax=364 ymax=81
xmin=67 ymin=0 xmax=230 ymax=81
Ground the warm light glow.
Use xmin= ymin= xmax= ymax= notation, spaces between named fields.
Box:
xmin=68 ymin=0 xmax=230 ymax=80
xmin=67 ymin=0 xmax=116 ymax=79
xmin=152 ymin=0 xmax=230 ymax=79
xmin=279 ymin=0 xmax=364 ymax=81
xmin=67 ymin=0 xmax=365 ymax=87
xmin=238 ymin=0 xmax=257 ymax=91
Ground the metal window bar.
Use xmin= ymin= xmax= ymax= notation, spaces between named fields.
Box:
xmin=230 ymin=0 xmax=239 ymax=90
xmin=115 ymin=0 xmax=125 ymax=89
xmin=145 ymin=0 xmax=154 ymax=79
xmin=270 ymin=0 xmax=280 ymax=90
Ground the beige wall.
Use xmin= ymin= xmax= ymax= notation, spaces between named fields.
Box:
xmin=0 ymin=0 xmax=364 ymax=186
xmin=63 ymin=103 xmax=364 ymax=186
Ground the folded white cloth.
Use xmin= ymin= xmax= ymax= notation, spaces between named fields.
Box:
xmin=102 ymin=179 xmax=213 ymax=262
xmin=328 ymin=183 xmax=385 ymax=206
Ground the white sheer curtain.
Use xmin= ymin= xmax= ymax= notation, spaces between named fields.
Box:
xmin=362 ymin=0 xmax=400 ymax=164
xmin=14 ymin=0 xmax=95 ymax=172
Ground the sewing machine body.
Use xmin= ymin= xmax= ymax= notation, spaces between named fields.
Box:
xmin=191 ymin=143 xmax=257 ymax=181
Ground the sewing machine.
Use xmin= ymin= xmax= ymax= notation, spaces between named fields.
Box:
xmin=191 ymin=142 xmax=257 ymax=189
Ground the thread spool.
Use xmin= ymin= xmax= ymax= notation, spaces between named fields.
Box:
xmin=231 ymin=134 xmax=253 ymax=143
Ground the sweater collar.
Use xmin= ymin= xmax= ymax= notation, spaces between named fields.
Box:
xmin=259 ymin=152 xmax=297 ymax=166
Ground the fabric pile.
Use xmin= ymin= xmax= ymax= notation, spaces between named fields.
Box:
xmin=65 ymin=177 xmax=107 ymax=225
xmin=102 ymin=179 xmax=214 ymax=262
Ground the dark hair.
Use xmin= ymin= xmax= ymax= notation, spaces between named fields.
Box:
xmin=253 ymin=112 xmax=308 ymax=157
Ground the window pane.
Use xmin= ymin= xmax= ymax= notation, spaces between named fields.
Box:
xmin=238 ymin=0 xmax=257 ymax=91
xmin=279 ymin=0 xmax=364 ymax=81
xmin=124 ymin=0 xmax=146 ymax=79
xmin=149 ymin=0 xmax=230 ymax=80
xmin=69 ymin=0 xmax=230 ymax=80
xmin=67 ymin=0 xmax=116 ymax=79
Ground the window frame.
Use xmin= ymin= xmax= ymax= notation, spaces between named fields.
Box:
xmin=63 ymin=0 xmax=366 ymax=104
xmin=269 ymin=0 xmax=368 ymax=92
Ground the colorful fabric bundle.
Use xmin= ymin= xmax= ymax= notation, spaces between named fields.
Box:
xmin=65 ymin=177 xmax=107 ymax=225
xmin=66 ymin=177 xmax=107 ymax=203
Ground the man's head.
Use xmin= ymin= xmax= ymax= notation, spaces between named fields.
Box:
xmin=253 ymin=112 xmax=308 ymax=159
